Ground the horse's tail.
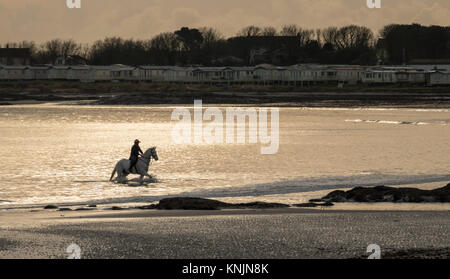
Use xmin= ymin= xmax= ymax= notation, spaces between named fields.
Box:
xmin=109 ymin=166 xmax=117 ymax=181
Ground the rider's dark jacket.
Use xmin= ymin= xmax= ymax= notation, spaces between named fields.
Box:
xmin=129 ymin=144 xmax=143 ymax=160
xmin=129 ymin=144 xmax=143 ymax=171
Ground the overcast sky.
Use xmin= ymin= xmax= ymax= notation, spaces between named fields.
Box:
xmin=1 ymin=0 xmax=449 ymax=43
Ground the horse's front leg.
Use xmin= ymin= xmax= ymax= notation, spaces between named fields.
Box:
xmin=139 ymin=175 xmax=144 ymax=185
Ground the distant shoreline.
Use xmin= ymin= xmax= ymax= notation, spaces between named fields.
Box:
xmin=1 ymin=81 xmax=450 ymax=108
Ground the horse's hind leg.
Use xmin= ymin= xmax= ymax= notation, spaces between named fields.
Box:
xmin=116 ymin=171 xmax=127 ymax=184
xmin=115 ymin=165 xmax=127 ymax=184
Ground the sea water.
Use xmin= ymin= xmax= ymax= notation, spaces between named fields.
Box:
xmin=0 ymin=104 xmax=449 ymax=208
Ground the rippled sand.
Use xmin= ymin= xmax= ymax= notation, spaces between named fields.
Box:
xmin=0 ymin=208 xmax=448 ymax=259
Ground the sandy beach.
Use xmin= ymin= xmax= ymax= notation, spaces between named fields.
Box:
xmin=0 ymin=207 xmax=448 ymax=259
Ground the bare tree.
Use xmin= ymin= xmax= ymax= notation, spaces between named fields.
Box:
xmin=261 ymin=26 xmax=278 ymax=36
xmin=236 ymin=25 xmax=262 ymax=37
xmin=321 ymin=27 xmax=340 ymax=48
xmin=298 ymin=29 xmax=315 ymax=46
xmin=199 ymin=27 xmax=225 ymax=47
xmin=280 ymin=24 xmax=300 ymax=36
xmin=280 ymin=24 xmax=314 ymax=46
xmin=315 ymin=29 xmax=322 ymax=46
xmin=60 ymin=39 xmax=81 ymax=58
xmin=150 ymin=33 xmax=181 ymax=52
xmin=35 ymin=39 xmax=82 ymax=64
xmin=335 ymin=25 xmax=374 ymax=49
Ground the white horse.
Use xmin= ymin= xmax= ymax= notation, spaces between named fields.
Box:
xmin=110 ymin=147 xmax=159 ymax=185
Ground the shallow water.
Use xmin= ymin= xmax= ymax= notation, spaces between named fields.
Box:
xmin=0 ymin=104 xmax=449 ymax=208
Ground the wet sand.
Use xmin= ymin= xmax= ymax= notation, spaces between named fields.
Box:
xmin=0 ymin=208 xmax=448 ymax=259
xmin=1 ymin=88 xmax=450 ymax=108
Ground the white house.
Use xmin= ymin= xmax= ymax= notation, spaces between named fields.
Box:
xmin=191 ymin=67 xmax=235 ymax=82
xmin=253 ymin=64 xmax=274 ymax=81
xmin=231 ymin=67 xmax=255 ymax=82
xmin=48 ymin=66 xmax=70 ymax=80
xmin=1 ymin=65 xmax=29 ymax=80
xmin=319 ymin=67 xmax=338 ymax=83
xmin=362 ymin=70 xmax=397 ymax=84
xmin=427 ymin=71 xmax=450 ymax=86
xmin=0 ymin=65 xmax=5 ymax=80
xmin=28 ymin=66 xmax=50 ymax=80
xmin=163 ymin=66 xmax=192 ymax=82
xmin=409 ymin=64 xmax=450 ymax=72
xmin=286 ymin=65 xmax=303 ymax=82
xmin=395 ymin=70 xmax=426 ymax=84
xmin=91 ymin=66 xmax=112 ymax=81
xmin=302 ymin=64 xmax=326 ymax=83
xmin=138 ymin=66 xmax=167 ymax=81
xmin=334 ymin=66 xmax=365 ymax=84
xmin=67 ymin=65 xmax=93 ymax=82
xmin=110 ymin=64 xmax=137 ymax=81
xmin=271 ymin=66 xmax=288 ymax=82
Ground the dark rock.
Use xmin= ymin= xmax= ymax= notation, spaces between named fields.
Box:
xmin=58 ymin=208 xmax=72 ymax=211
xmin=320 ymin=183 xmax=450 ymax=203
xmin=75 ymin=207 xmax=95 ymax=211
xmin=44 ymin=205 xmax=58 ymax=209
xmin=294 ymin=203 xmax=320 ymax=208
xmin=155 ymin=197 xmax=290 ymax=210
xmin=110 ymin=206 xmax=127 ymax=210
xmin=136 ymin=204 xmax=158 ymax=210
xmin=157 ymin=197 xmax=228 ymax=210
xmin=294 ymin=202 xmax=334 ymax=208
xmin=230 ymin=202 xmax=289 ymax=209
xmin=320 ymin=190 xmax=347 ymax=202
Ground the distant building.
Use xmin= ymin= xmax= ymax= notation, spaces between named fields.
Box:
xmin=0 ymin=48 xmax=31 ymax=65
xmin=427 ymin=71 xmax=450 ymax=86
xmin=227 ymin=36 xmax=300 ymax=65
xmin=54 ymin=55 xmax=88 ymax=66
xmin=409 ymin=59 xmax=450 ymax=65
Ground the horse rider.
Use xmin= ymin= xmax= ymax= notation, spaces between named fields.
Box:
xmin=129 ymin=139 xmax=143 ymax=173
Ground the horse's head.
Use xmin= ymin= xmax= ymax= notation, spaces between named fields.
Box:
xmin=144 ymin=147 xmax=158 ymax=161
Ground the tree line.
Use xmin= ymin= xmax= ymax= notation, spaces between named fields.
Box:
xmin=1 ymin=23 xmax=449 ymax=66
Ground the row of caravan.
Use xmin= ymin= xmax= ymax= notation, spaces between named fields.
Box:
xmin=0 ymin=65 xmax=135 ymax=82
xmin=1 ymin=64 xmax=449 ymax=86
xmin=362 ymin=67 xmax=450 ymax=85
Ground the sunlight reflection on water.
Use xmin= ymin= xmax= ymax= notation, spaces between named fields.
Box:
xmin=0 ymin=104 xmax=449 ymax=207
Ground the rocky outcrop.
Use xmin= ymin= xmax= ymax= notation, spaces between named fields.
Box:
xmin=294 ymin=202 xmax=334 ymax=208
xmin=157 ymin=197 xmax=228 ymax=210
xmin=316 ymin=183 xmax=450 ymax=203
xmin=230 ymin=201 xmax=289 ymax=209
xmin=75 ymin=207 xmax=96 ymax=211
xmin=139 ymin=197 xmax=290 ymax=210
xmin=110 ymin=206 xmax=128 ymax=210
xmin=136 ymin=204 xmax=158 ymax=210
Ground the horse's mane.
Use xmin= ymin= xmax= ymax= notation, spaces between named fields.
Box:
xmin=143 ymin=147 xmax=156 ymax=156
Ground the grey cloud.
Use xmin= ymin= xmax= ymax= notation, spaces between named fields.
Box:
xmin=0 ymin=0 xmax=448 ymax=43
